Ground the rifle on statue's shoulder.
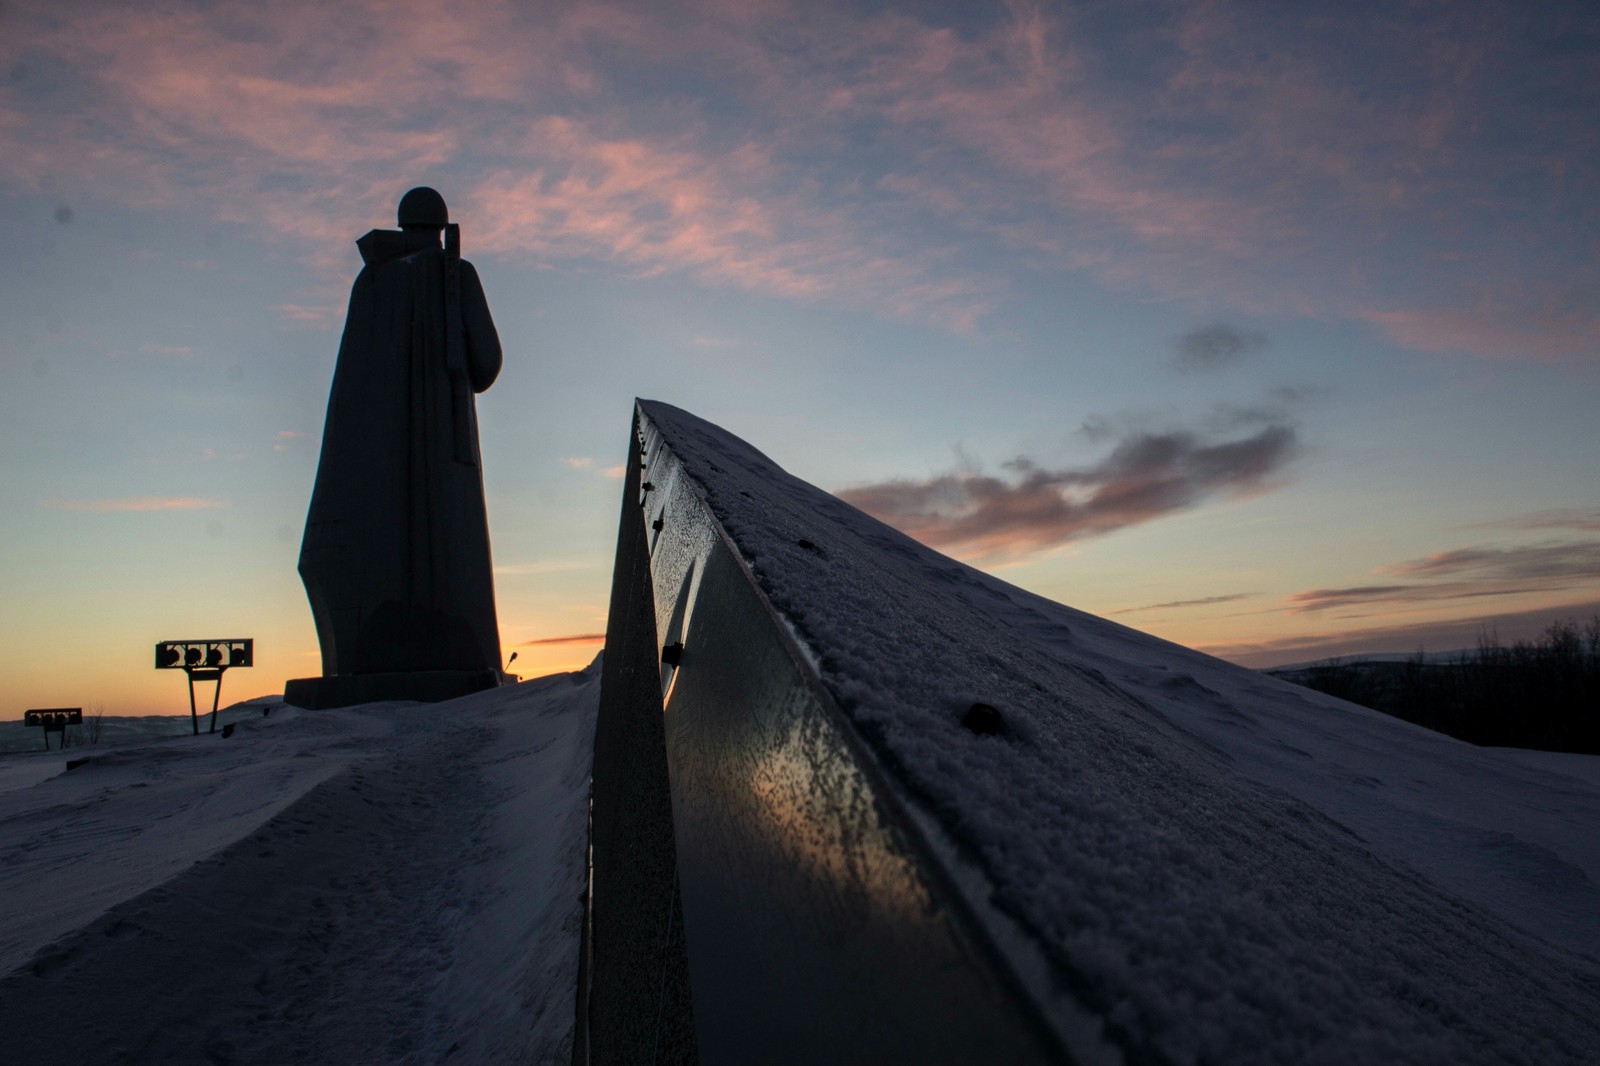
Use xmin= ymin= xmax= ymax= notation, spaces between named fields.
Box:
xmin=443 ymin=222 xmax=474 ymax=466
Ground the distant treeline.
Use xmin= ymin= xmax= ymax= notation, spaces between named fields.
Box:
xmin=1275 ymin=618 xmax=1600 ymax=755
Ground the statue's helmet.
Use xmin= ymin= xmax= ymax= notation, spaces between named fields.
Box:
xmin=398 ymin=187 xmax=448 ymax=229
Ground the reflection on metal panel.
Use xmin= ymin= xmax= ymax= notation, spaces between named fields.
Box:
xmin=605 ymin=402 xmax=1067 ymax=1065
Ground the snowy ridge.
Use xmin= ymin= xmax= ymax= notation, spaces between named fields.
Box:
xmin=640 ymin=400 xmax=1600 ymax=1065
xmin=0 ymin=666 xmax=600 ymax=1064
xmin=618 ymin=409 xmax=1075 ymax=1063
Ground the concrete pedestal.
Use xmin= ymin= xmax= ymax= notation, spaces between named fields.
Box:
xmin=283 ymin=670 xmax=501 ymax=709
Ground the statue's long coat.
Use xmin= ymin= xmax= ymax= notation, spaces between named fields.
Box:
xmin=299 ymin=230 xmax=502 ymax=676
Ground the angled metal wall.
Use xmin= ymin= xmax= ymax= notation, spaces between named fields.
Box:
xmin=579 ymin=404 xmax=1072 ymax=1065
xmin=576 ymin=414 xmax=697 ymax=1065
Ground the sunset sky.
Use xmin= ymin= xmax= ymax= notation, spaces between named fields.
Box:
xmin=3 ymin=0 xmax=1597 ymax=714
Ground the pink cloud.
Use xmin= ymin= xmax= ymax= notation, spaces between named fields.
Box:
xmin=271 ymin=304 xmax=343 ymax=329
xmin=1 ymin=0 xmax=1002 ymax=329
xmin=41 ymin=497 xmax=223 ymax=512
xmin=1274 ymin=539 xmax=1600 ymax=622
xmin=466 ymin=117 xmax=997 ymax=330
xmin=823 ymin=8 xmax=1257 ymax=258
xmin=840 ymin=421 xmax=1298 ymax=561
xmin=1363 ymin=304 xmax=1600 ymax=362
xmin=3 ymin=1 xmax=1595 ymax=351
xmin=0 ymin=0 xmax=579 ymax=248
xmin=1379 ymin=541 xmax=1600 ymax=582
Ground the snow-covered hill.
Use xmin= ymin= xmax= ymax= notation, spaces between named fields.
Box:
xmin=0 ymin=665 xmax=599 ymax=1064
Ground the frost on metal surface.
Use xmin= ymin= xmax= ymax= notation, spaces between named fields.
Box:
xmin=632 ymin=399 xmax=1600 ymax=1066
xmin=591 ymin=404 xmax=1071 ymax=1065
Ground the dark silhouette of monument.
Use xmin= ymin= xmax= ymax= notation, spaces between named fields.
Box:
xmin=285 ymin=188 xmax=505 ymax=709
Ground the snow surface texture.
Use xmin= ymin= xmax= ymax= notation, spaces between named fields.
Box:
xmin=639 ymin=400 xmax=1600 ymax=1066
xmin=0 ymin=665 xmax=599 ymax=1065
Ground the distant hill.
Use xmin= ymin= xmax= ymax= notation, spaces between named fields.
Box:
xmin=1264 ymin=619 xmax=1599 ymax=754
xmin=1265 ymin=649 xmax=1476 ymax=672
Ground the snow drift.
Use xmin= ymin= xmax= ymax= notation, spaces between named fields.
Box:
xmin=0 ymin=667 xmax=599 ymax=1064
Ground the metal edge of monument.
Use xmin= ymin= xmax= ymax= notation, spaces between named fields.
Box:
xmin=579 ymin=402 xmax=1083 ymax=1066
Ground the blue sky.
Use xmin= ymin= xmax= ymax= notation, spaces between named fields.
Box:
xmin=2 ymin=0 xmax=1597 ymax=712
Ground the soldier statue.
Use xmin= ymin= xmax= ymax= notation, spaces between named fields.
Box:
xmin=286 ymin=187 xmax=505 ymax=708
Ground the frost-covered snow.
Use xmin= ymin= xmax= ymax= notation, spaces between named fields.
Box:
xmin=0 ymin=664 xmax=599 ymax=1065
xmin=641 ymin=400 xmax=1600 ymax=1065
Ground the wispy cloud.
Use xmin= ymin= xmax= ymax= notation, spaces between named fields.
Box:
xmin=138 ymin=343 xmax=194 ymax=357
xmin=40 ymin=496 xmax=223 ymax=512
xmin=1204 ymin=598 xmax=1600 ymax=669
xmin=466 ymin=117 xmax=998 ymax=330
xmin=1381 ymin=541 xmax=1600 ymax=582
xmin=1472 ymin=509 xmax=1600 ymax=533
xmin=1174 ymin=325 xmax=1266 ymax=373
xmin=517 ymin=632 xmax=606 ymax=646
xmin=271 ymin=304 xmax=342 ymax=329
xmin=1286 ymin=583 xmax=1554 ymax=614
xmin=3 ymin=1 xmax=1594 ymax=352
xmin=0 ymin=0 xmax=998 ymax=330
xmin=840 ymin=419 xmax=1298 ymax=560
xmin=1363 ymin=297 xmax=1600 ymax=362
xmin=1113 ymin=593 xmax=1258 ymax=616
xmin=1283 ymin=540 xmax=1600 ymax=612
xmin=559 ymin=455 xmax=627 ymax=479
